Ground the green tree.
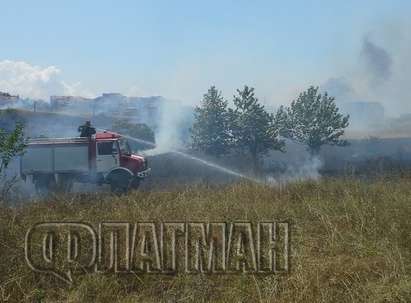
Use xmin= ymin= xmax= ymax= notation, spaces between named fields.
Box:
xmin=281 ymin=86 xmax=349 ymax=155
xmin=191 ymin=86 xmax=232 ymax=157
xmin=0 ymin=123 xmax=26 ymax=173
xmin=112 ymin=119 xmax=155 ymax=150
xmin=230 ymin=86 xmax=285 ymax=173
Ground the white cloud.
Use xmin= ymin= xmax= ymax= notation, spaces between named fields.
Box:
xmin=0 ymin=60 xmax=92 ymax=100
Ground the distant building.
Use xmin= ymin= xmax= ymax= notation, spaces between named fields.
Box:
xmin=0 ymin=91 xmax=19 ymax=107
xmin=50 ymin=96 xmax=92 ymax=111
xmin=101 ymin=93 xmax=125 ymax=99
xmin=128 ymin=96 xmax=163 ymax=127
xmin=49 ymin=93 xmax=168 ymax=129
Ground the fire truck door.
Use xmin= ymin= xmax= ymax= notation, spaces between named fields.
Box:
xmin=96 ymin=141 xmax=119 ymax=173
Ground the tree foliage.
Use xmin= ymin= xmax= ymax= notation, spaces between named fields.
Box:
xmin=191 ymin=86 xmax=232 ymax=156
xmin=280 ymin=86 xmax=349 ymax=155
xmin=230 ymin=86 xmax=285 ymax=172
xmin=0 ymin=123 xmax=26 ymax=173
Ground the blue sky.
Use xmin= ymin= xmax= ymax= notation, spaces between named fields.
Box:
xmin=0 ymin=0 xmax=410 ymax=106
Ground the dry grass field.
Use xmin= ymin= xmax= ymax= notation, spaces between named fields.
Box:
xmin=0 ymin=177 xmax=410 ymax=302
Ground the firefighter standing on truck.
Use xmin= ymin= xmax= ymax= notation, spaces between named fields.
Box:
xmin=78 ymin=121 xmax=96 ymax=137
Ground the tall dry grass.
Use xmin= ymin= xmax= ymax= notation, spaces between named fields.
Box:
xmin=0 ymin=177 xmax=410 ymax=302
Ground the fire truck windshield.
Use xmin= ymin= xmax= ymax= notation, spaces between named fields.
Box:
xmin=119 ymin=138 xmax=132 ymax=155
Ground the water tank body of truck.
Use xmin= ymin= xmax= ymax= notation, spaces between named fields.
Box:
xmin=20 ymin=131 xmax=150 ymax=193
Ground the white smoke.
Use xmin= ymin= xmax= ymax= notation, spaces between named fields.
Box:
xmin=144 ymin=99 xmax=189 ymax=155
xmin=282 ymin=156 xmax=322 ymax=181
xmin=265 ymin=149 xmax=323 ymax=185
xmin=0 ymin=60 xmax=91 ymax=100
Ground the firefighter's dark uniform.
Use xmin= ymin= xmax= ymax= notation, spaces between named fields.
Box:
xmin=78 ymin=122 xmax=96 ymax=137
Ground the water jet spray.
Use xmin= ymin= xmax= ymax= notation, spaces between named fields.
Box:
xmin=97 ymin=128 xmax=262 ymax=184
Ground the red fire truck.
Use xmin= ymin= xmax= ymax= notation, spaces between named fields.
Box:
xmin=20 ymin=131 xmax=150 ymax=193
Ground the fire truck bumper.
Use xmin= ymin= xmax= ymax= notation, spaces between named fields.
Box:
xmin=136 ymin=168 xmax=151 ymax=178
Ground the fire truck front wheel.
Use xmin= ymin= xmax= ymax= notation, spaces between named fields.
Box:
xmin=107 ymin=169 xmax=133 ymax=194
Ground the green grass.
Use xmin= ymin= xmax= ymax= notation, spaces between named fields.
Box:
xmin=0 ymin=177 xmax=410 ymax=302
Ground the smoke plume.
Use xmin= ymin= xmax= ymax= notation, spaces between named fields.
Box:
xmin=321 ymin=28 xmax=411 ymax=120
xmin=360 ymin=36 xmax=392 ymax=87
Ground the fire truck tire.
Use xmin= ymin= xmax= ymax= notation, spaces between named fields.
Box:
xmin=107 ymin=169 xmax=132 ymax=194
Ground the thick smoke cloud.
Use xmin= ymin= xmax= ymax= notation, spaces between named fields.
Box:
xmin=360 ymin=36 xmax=392 ymax=86
xmin=0 ymin=60 xmax=90 ymax=100
xmin=321 ymin=29 xmax=411 ymax=119
xmin=324 ymin=35 xmax=394 ymax=102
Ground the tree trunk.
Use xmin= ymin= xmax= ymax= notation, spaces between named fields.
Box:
xmin=309 ymin=145 xmax=321 ymax=158
xmin=251 ymin=151 xmax=260 ymax=177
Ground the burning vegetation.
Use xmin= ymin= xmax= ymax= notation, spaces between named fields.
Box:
xmin=1 ymin=81 xmax=411 ymax=196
